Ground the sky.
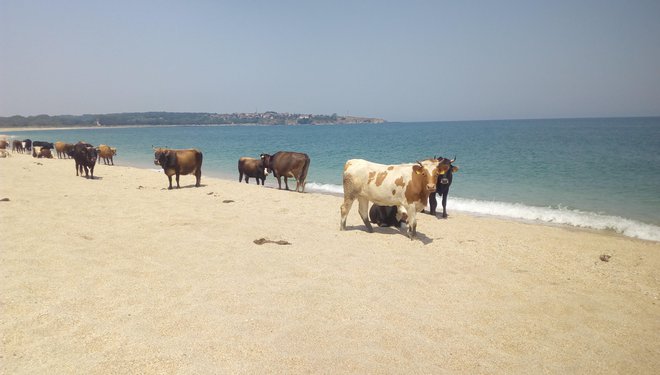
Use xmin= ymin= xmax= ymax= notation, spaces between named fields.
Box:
xmin=1 ymin=0 xmax=659 ymax=122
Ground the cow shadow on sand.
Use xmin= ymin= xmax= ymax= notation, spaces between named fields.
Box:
xmin=161 ymin=184 xmax=208 ymax=190
xmin=342 ymin=225 xmax=434 ymax=245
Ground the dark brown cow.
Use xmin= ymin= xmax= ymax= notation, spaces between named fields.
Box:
xmin=11 ymin=140 xmax=24 ymax=153
xmin=154 ymin=148 xmax=203 ymax=189
xmin=238 ymin=157 xmax=268 ymax=185
xmin=68 ymin=142 xmax=97 ymax=178
xmin=36 ymin=147 xmax=53 ymax=159
xmin=260 ymin=151 xmax=310 ymax=193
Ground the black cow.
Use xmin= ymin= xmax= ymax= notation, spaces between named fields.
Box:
xmin=32 ymin=141 xmax=54 ymax=149
xmin=23 ymin=139 xmax=32 ymax=152
xmin=369 ymin=204 xmax=405 ymax=228
xmin=260 ymin=151 xmax=310 ymax=193
xmin=429 ymin=156 xmax=459 ymax=218
xmin=68 ymin=142 xmax=97 ymax=178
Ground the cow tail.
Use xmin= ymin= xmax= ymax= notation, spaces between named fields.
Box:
xmin=300 ymin=156 xmax=311 ymax=191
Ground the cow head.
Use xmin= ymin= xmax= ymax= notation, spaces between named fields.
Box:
xmin=413 ymin=159 xmax=451 ymax=192
xmin=86 ymin=147 xmax=98 ymax=164
xmin=435 ymin=156 xmax=459 ymax=185
xmin=260 ymin=153 xmax=272 ymax=174
xmin=154 ymin=148 xmax=175 ymax=167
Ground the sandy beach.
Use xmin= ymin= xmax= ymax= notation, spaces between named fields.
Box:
xmin=1 ymin=153 xmax=658 ymax=374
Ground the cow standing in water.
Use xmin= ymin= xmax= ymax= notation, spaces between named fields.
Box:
xmin=153 ymin=148 xmax=203 ymax=189
xmin=429 ymin=157 xmax=459 ymax=218
xmin=340 ymin=158 xmax=451 ymax=239
xmin=260 ymin=151 xmax=310 ymax=193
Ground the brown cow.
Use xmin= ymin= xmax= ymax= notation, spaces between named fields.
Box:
xmin=260 ymin=151 xmax=310 ymax=193
xmin=54 ymin=141 xmax=75 ymax=159
xmin=340 ymin=158 xmax=451 ymax=239
xmin=0 ymin=140 xmax=8 ymax=149
xmin=36 ymin=147 xmax=53 ymax=158
xmin=154 ymin=148 xmax=203 ymax=189
xmin=238 ymin=157 xmax=268 ymax=185
xmin=97 ymin=144 xmax=117 ymax=165
xmin=12 ymin=140 xmax=24 ymax=153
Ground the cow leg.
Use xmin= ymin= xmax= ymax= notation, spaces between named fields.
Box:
xmin=284 ymin=177 xmax=289 ymax=190
xmin=239 ymin=172 xmax=243 ymax=183
xmin=176 ymin=173 xmax=181 ymax=188
xmin=429 ymin=192 xmax=438 ymax=215
xmin=89 ymin=165 xmax=95 ymax=179
xmin=167 ymin=175 xmax=173 ymax=189
xmin=276 ymin=176 xmax=282 ymax=189
xmin=245 ymin=177 xmax=249 ymax=184
xmin=358 ymin=198 xmax=373 ymax=233
xmin=340 ymin=197 xmax=355 ymax=231
xmin=406 ymin=210 xmax=417 ymax=240
xmin=195 ymin=169 xmax=201 ymax=187
xmin=441 ymin=192 xmax=449 ymax=218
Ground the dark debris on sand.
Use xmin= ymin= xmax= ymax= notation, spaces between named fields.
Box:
xmin=254 ymin=238 xmax=291 ymax=246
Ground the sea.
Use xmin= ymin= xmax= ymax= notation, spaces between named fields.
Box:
xmin=4 ymin=117 xmax=660 ymax=241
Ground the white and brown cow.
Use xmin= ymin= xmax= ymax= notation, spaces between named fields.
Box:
xmin=340 ymin=158 xmax=451 ymax=239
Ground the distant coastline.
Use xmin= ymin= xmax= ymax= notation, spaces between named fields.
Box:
xmin=0 ymin=111 xmax=386 ymax=129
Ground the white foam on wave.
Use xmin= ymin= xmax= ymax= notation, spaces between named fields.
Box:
xmin=304 ymin=181 xmax=660 ymax=242
xmin=450 ymin=197 xmax=660 ymax=242
xmin=305 ymin=182 xmax=344 ymax=195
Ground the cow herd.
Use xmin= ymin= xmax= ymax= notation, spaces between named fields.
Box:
xmin=2 ymin=136 xmax=458 ymax=240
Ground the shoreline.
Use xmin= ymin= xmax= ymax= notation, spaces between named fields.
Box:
xmin=3 ymin=149 xmax=659 ymax=243
xmin=2 ymin=153 xmax=659 ymax=373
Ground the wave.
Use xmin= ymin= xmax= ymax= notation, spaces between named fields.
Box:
xmin=450 ymin=198 xmax=660 ymax=242
xmin=304 ymin=182 xmax=660 ymax=242
xmin=306 ymin=182 xmax=344 ymax=195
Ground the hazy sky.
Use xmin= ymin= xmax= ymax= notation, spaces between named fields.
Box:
xmin=1 ymin=0 xmax=659 ymax=121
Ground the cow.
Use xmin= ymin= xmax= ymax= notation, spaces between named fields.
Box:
xmin=35 ymin=147 xmax=53 ymax=159
xmin=12 ymin=140 xmax=24 ymax=153
xmin=260 ymin=151 xmax=311 ymax=193
xmin=23 ymin=139 xmax=32 ymax=152
xmin=369 ymin=204 xmax=406 ymax=228
xmin=238 ymin=157 xmax=268 ymax=185
xmin=340 ymin=158 xmax=451 ymax=239
xmin=54 ymin=142 xmax=75 ymax=159
xmin=0 ymin=140 xmax=8 ymax=149
xmin=97 ymin=144 xmax=117 ymax=165
xmin=429 ymin=156 xmax=459 ymax=218
xmin=68 ymin=142 xmax=97 ymax=178
xmin=153 ymin=148 xmax=203 ymax=189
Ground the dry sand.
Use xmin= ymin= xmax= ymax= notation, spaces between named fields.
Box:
xmin=1 ymin=153 xmax=659 ymax=374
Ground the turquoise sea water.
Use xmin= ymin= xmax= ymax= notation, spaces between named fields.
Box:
xmin=4 ymin=117 xmax=660 ymax=241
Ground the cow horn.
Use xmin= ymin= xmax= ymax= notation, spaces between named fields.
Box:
xmin=450 ymin=155 xmax=456 ymax=163
xmin=416 ymin=160 xmax=423 ymax=167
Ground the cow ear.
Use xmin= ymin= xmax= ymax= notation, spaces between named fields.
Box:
xmin=413 ymin=165 xmax=422 ymax=175
xmin=452 ymin=166 xmax=459 ymax=173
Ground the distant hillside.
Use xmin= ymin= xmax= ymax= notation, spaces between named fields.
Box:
xmin=0 ymin=112 xmax=386 ymax=127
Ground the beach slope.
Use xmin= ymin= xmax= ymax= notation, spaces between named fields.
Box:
xmin=1 ymin=154 xmax=658 ymax=374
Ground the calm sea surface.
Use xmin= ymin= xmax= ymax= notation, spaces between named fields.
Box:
xmin=4 ymin=117 xmax=660 ymax=241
